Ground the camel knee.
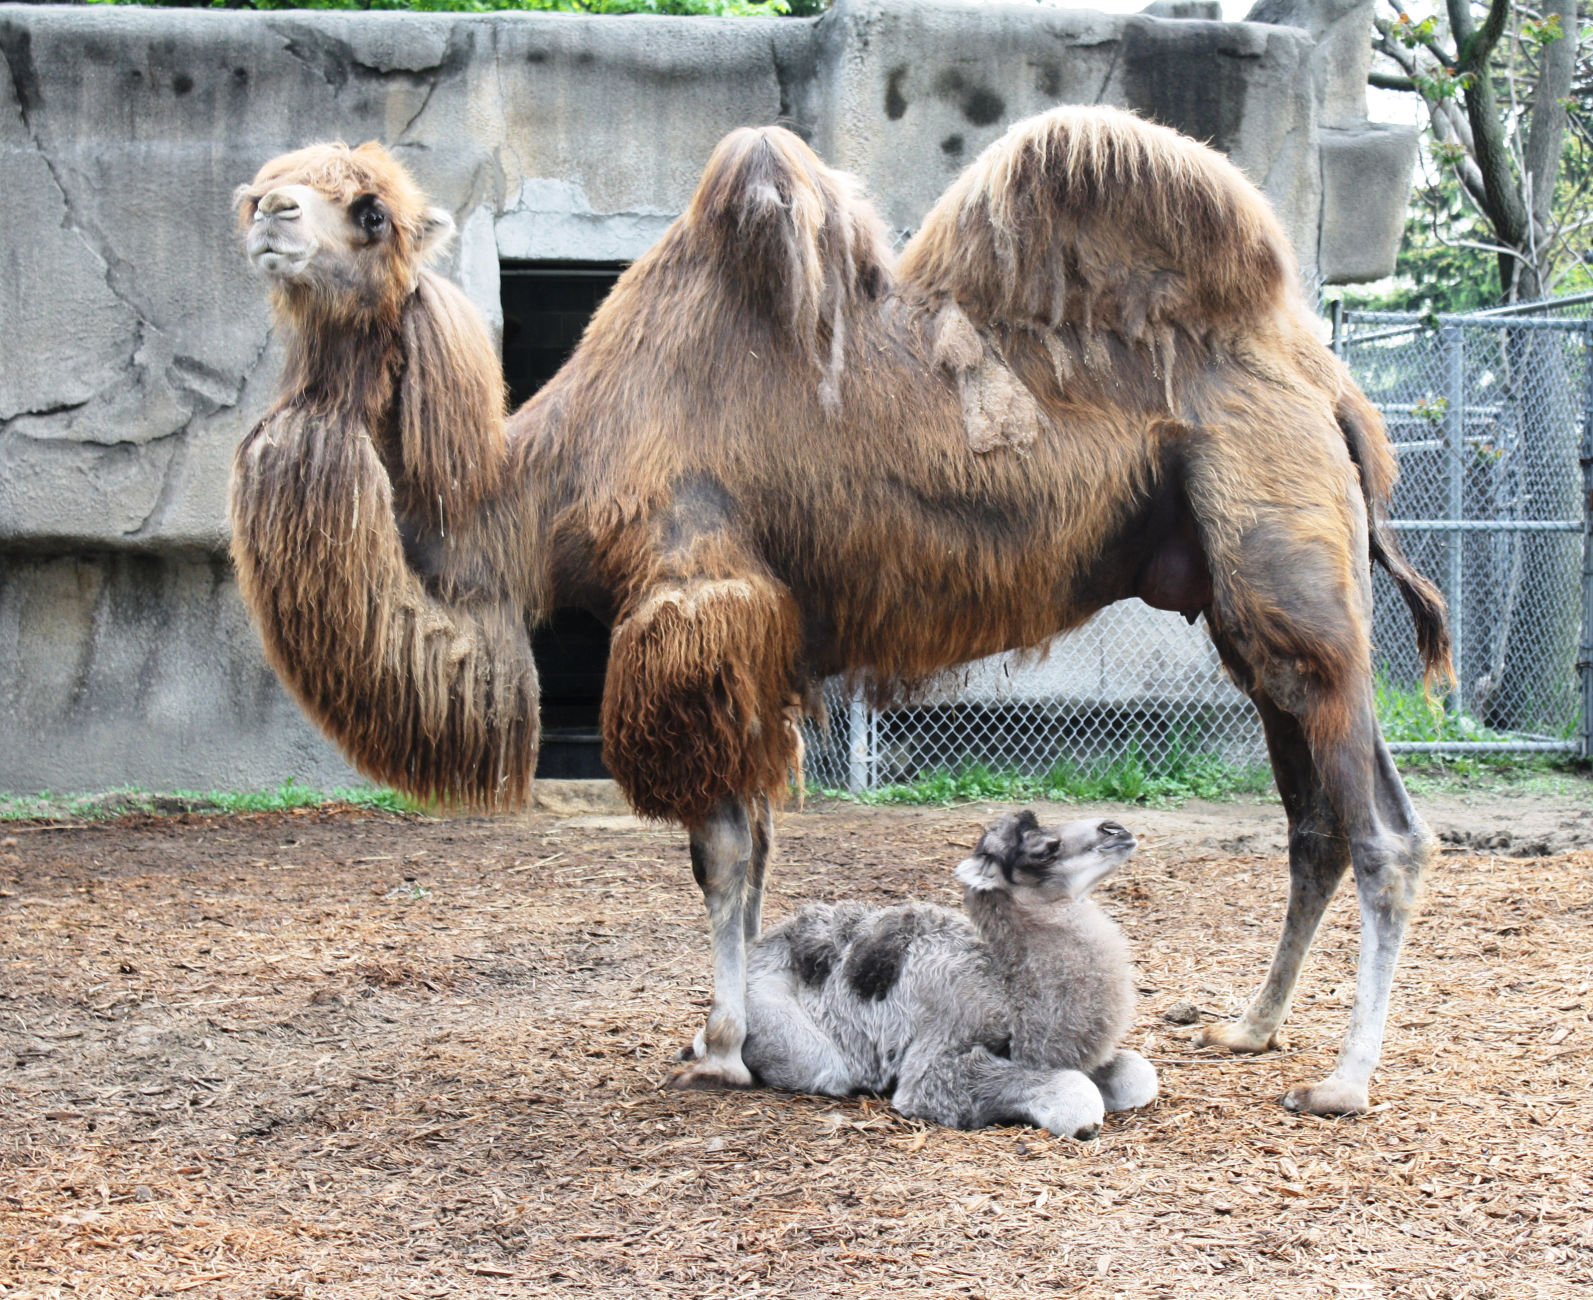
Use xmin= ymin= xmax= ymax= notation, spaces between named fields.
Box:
xmin=603 ymin=575 xmax=801 ymax=825
xmin=1350 ymin=832 xmax=1425 ymax=920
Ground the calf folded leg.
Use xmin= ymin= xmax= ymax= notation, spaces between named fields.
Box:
xmin=742 ymin=967 xmax=858 ymax=1097
xmin=1088 ymin=1049 xmax=1158 ymax=1112
xmin=893 ymin=1043 xmax=1106 ymax=1139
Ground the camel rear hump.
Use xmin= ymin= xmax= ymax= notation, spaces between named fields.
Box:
xmin=898 ymin=106 xmax=1298 ymax=342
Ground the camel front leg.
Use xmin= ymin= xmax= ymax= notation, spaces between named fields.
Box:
xmin=744 ymin=794 xmax=773 ymax=944
xmin=669 ymin=797 xmax=756 ymax=1090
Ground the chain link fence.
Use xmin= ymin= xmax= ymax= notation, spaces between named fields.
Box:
xmin=804 ymin=298 xmax=1593 ymax=792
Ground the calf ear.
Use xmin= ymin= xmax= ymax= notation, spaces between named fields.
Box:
xmin=955 ymin=852 xmax=1003 ymax=892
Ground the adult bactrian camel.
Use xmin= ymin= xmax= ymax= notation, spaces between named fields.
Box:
xmin=232 ymin=107 xmax=1449 ymax=1116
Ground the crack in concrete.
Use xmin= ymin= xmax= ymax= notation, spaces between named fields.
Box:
xmin=396 ymin=72 xmax=442 ymax=144
xmin=1091 ymin=37 xmax=1123 ymax=106
xmin=123 ymin=415 xmax=195 ymax=540
xmin=0 ymin=397 xmax=90 ymax=424
xmin=2 ymin=32 xmax=168 ymax=439
xmin=395 ymin=23 xmax=468 ymax=144
xmin=6 ymin=424 xmax=186 ymax=453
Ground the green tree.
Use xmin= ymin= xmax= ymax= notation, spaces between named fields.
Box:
xmin=1369 ymin=0 xmax=1588 ymax=306
xmin=1366 ymin=2 xmax=1587 ymax=733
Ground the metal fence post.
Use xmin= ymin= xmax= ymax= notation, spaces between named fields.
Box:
xmin=1442 ymin=324 xmax=1466 ymax=711
xmin=847 ymin=695 xmax=873 ymax=792
xmin=1579 ymin=322 xmax=1593 ymax=760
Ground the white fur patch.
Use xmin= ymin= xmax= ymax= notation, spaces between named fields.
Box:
xmin=954 ymin=854 xmax=1002 ymax=892
xmin=629 ymin=577 xmax=759 ymax=626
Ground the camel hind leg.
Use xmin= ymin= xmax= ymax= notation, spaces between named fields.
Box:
xmin=1194 ymin=462 xmax=1432 ymax=1114
xmin=1199 ymin=652 xmax=1352 ymax=1055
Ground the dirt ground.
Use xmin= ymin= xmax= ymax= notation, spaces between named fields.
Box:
xmin=2 ymin=785 xmax=1591 ymax=1299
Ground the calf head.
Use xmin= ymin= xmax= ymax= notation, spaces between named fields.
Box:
xmin=955 ymin=810 xmax=1136 ymax=902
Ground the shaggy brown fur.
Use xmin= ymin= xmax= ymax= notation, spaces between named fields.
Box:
xmin=233 ymin=108 xmax=1449 ymax=1113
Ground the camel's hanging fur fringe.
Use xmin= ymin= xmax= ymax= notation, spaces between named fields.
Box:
xmin=231 ymin=410 xmax=538 ymax=810
xmin=400 ymin=270 xmax=510 ymax=531
xmin=684 ymin=126 xmax=893 ymax=411
xmin=230 ymin=141 xmax=536 ymax=809
xmin=602 ymin=577 xmax=802 ymax=826
xmin=898 ymin=106 xmax=1298 ymax=344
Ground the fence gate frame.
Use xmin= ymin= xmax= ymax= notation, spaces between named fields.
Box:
xmin=1334 ymin=297 xmax=1592 ymax=762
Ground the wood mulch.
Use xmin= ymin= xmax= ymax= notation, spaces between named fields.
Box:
xmin=1 ymin=799 xmax=1589 ymax=1298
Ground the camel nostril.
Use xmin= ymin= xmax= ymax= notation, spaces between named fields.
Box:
xmin=1099 ymin=821 xmax=1126 ymax=838
xmin=258 ymin=190 xmax=302 ymax=220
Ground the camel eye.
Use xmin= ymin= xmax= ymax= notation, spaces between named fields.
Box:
xmin=351 ymin=195 xmax=387 ymax=238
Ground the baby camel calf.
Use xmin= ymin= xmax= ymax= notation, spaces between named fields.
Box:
xmin=741 ymin=811 xmax=1157 ymax=1139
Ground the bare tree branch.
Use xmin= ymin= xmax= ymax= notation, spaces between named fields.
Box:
xmin=1370 ymin=69 xmax=1419 ymax=90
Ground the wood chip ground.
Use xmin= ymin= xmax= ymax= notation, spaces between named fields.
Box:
xmin=2 ymin=798 xmax=1589 ymax=1298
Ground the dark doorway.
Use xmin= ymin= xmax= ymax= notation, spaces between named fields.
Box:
xmin=502 ymin=262 xmax=626 ymax=779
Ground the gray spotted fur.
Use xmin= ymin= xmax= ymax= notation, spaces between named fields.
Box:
xmin=742 ymin=811 xmax=1158 ymax=1138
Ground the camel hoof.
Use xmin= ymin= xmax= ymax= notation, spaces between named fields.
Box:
xmin=666 ymin=1058 xmax=753 ymax=1091
xmin=1281 ymin=1078 xmax=1369 ymax=1117
xmin=1196 ymin=1021 xmax=1277 ymax=1055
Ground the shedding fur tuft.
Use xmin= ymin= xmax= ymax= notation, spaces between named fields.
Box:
xmin=601 ymin=576 xmax=803 ymax=826
xmin=399 ymin=270 xmax=510 ymax=531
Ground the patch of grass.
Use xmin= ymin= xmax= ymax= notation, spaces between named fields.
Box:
xmin=826 ymin=745 xmax=1275 ymax=808
xmin=1397 ymin=752 xmax=1590 ymax=800
xmin=1374 ymin=675 xmax=1510 ymax=745
xmin=0 ymin=779 xmax=424 ymax=822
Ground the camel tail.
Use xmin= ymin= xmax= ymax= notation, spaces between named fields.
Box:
xmin=1337 ymin=386 xmax=1456 ymax=697
xmin=898 ymin=105 xmax=1298 ymax=340
xmin=682 ymin=125 xmax=893 ymax=407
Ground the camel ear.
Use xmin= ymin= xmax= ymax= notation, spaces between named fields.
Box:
xmin=955 ymin=853 xmax=1004 ymax=893
xmin=418 ymin=206 xmax=456 ymax=259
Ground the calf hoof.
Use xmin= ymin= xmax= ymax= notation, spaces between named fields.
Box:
xmin=1197 ymin=1020 xmax=1278 ymax=1055
xmin=666 ymin=1057 xmax=753 ymax=1091
xmin=674 ymin=1029 xmax=708 ymax=1063
xmin=1281 ymin=1077 xmax=1369 ymax=1117
xmin=1036 ymin=1071 xmax=1106 ymax=1141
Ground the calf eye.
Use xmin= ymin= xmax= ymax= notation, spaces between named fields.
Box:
xmin=351 ymin=194 xmax=387 ymax=238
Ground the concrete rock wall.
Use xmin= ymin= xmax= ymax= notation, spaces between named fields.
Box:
xmin=0 ymin=0 xmax=1414 ymax=794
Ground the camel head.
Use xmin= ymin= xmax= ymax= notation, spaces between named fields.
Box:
xmin=235 ymin=141 xmax=455 ymax=326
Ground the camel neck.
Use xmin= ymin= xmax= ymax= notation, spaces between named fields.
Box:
xmin=963 ymin=888 xmax=1102 ymax=986
xmin=279 ymin=313 xmax=403 ymax=436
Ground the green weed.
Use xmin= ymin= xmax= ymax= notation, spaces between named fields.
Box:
xmin=827 ymin=746 xmax=1274 ymax=808
xmin=0 ymin=779 xmax=424 ymax=822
